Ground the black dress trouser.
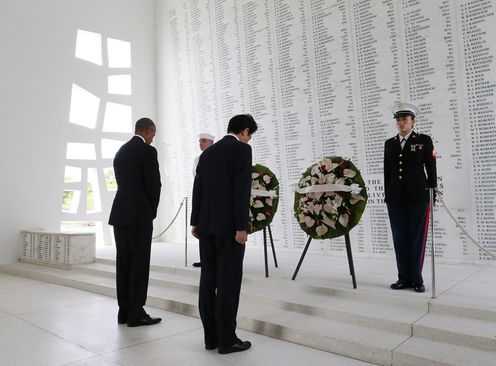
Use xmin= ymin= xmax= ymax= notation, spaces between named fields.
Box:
xmin=198 ymin=233 xmax=245 ymax=349
xmin=114 ymin=225 xmax=152 ymax=322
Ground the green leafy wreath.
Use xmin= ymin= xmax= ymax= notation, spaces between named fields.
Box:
xmin=294 ymin=157 xmax=368 ymax=239
xmin=249 ymin=164 xmax=280 ymax=233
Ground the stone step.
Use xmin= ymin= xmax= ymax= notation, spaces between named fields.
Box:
xmin=393 ymin=337 xmax=496 ymax=366
xmin=77 ymin=260 xmax=425 ymax=335
xmin=413 ymin=313 xmax=496 ymax=352
xmin=2 ymin=261 xmax=496 ymax=366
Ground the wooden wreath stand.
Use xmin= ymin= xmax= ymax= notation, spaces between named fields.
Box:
xmin=261 ymin=224 xmax=278 ymax=278
xmin=291 ymin=232 xmax=357 ymax=289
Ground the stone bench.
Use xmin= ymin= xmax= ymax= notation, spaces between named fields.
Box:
xmin=19 ymin=230 xmax=95 ymax=269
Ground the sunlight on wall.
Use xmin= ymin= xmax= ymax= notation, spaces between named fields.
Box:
xmin=75 ymin=30 xmax=102 ymax=65
xmin=62 ymin=29 xmax=133 ymax=245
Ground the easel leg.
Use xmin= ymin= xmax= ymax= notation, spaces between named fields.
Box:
xmin=268 ymin=224 xmax=278 ymax=268
xmin=263 ymin=228 xmax=269 ymax=278
xmin=345 ymin=233 xmax=357 ymax=289
xmin=292 ymin=236 xmax=312 ymax=280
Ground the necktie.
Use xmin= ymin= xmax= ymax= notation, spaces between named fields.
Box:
xmin=401 ymin=138 xmax=406 ymax=150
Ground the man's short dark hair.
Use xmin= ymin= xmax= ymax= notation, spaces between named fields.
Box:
xmin=227 ymin=114 xmax=258 ymax=135
xmin=135 ymin=117 xmax=156 ymax=132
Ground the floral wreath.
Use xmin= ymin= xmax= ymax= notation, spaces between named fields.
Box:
xmin=249 ymin=164 xmax=280 ymax=233
xmin=294 ymin=157 xmax=368 ymax=239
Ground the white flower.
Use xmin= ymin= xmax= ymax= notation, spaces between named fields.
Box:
xmin=318 ymin=175 xmax=327 ymax=184
xmin=323 ymin=203 xmax=333 ymax=213
xmin=303 ymin=216 xmax=315 ymax=228
xmin=308 ymin=191 xmax=323 ymax=200
xmin=253 ymin=200 xmax=264 ymax=208
xmin=339 ymin=213 xmax=350 ymax=227
xmin=343 ymin=169 xmax=357 ymax=178
xmin=311 ymin=164 xmax=320 ymax=176
xmin=322 ymin=214 xmax=336 ymax=229
xmin=334 ymin=195 xmax=343 ymax=207
xmin=252 ymin=172 xmax=259 ymax=179
xmin=298 ymin=213 xmax=306 ymax=222
xmin=263 ymin=175 xmax=271 ymax=184
xmin=350 ymin=194 xmax=365 ymax=205
xmin=336 ymin=177 xmax=346 ymax=185
xmin=256 ymin=213 xmax=266 ymax=221
xmin=252 ymin=180 xmax=261 ymax=189
xmin=326 ymin=173 xmax=336 ymax=184
xmin=313 ymin=204 xmax=322 ymax=215
xmin=322 ymin=158 xmax=338 ymax=173
xmin=266 ymin=197 xmax=273 ymax=206
xmin=310 ymin=176 xmax=319 ymax=185
xmin=316 ymin=225 xmax=328 ymax=237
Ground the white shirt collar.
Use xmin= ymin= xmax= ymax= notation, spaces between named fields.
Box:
xmin=399 ymin=130 xmax=413 ymax=141
xmin=227 ymin=133 xmax=240 ymax=141
xmin=134 ymin=134 xmax=146 ymax=143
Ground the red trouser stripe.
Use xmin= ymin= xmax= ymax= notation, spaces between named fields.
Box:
xmin=419 ymin=204 xmax=431 ymax=270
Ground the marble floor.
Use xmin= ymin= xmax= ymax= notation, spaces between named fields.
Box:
xmin=0 ymin=272 xmax=373 ymax=366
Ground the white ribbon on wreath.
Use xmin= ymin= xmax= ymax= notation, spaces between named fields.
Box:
xmin=251 ymin=189 xmax=278 ymax=198
xmin=293 ymin=183 xmax=362 ymax=195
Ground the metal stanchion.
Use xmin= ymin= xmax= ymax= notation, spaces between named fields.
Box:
xmin=185 ymin=197 xmax=188 ymax=267
xmin=428 ymin=188 xmax=436 ymax=299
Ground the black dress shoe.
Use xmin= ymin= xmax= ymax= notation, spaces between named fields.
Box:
xmin=390 ymin=280 xmax=412 ymax=290
xmin=127 ymin=315 xmax=162 ymax=327
xmin=413 ymin=284 xmax=425 ymax=293
xmin=218 ymin=340 xmax=251 ymax=354
xmin=192 ymin=262 xmax=201 ymax=267
xmin=205 ymin=343 xmax=218 ymax=350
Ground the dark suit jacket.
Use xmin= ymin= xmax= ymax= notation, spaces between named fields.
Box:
xmin=191 ymin=135 xmax=252 ymax=234
xmin=384 ymin=131 xmax=437 ymax=204
xmin=109 ymin=136 xmax=161 ymax=227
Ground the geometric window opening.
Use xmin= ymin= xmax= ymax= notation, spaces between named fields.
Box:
xmin=102 ymin=102 xmax=132 ymax=133
xmin=64 ymin=166 xmax=82 ymax=183
xmin=62 ymin=189 xmax=81 ymax=213
xmin=87 ymin=168 xmax=102 ymax=214
xmin=75 ymin=29 xmax=102 ymax=65
xmin=66 ymin=142 xmax=97 ymax=160
xmin=107 ymin=38 xmax=131 ymax=68
xmin=108 ymin=75 xmax=132 ymax=95
xmin=103 ymin=167 xmax=117 ymax=191
xmin=69 ymin=83 xmax=100 ymax=129
xmin=101 ymin=138 xmax=126 ymax=159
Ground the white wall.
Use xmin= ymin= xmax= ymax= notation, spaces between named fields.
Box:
xmin=0 ymin=0 xmax=156 ymax=264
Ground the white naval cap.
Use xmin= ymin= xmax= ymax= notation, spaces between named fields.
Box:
xmin=198 ymin=133 xmax=215 ymax=141
xmin=389 ymin=101 xmax=420 ymax=119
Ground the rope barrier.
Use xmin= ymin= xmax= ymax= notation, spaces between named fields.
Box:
xmin=439 ymin=196 xmax=496 ymax=260
xmin=152 ymin=197 xmax=187 ymax=240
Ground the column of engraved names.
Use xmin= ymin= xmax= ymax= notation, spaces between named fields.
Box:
xmin=351 ymin=0 xmax=396 ymax=255
xmin=274 ymin=0 xmax=318 ymax=248
xmin=189 ymin=0 xmax=219 ymax=134
xmin=311 ymin=0 xmax=358 ymax=161
xmin=167 ymin=7 xmax=194 ymax=241
xmin=240 ymin=0 xmax=289 ymax=246
xmin=460 ymin=0 xmax=496 ymax=260
xmin=212 ymin=0 xmax=246 ymax=130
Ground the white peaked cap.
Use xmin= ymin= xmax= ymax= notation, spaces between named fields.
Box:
xmin=389 ymin=101 xmax=420 ymax=118
xmin=198 ymin=133 xmax=215 ymax=141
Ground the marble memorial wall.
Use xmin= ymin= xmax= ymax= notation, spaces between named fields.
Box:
xmin=156 ymin=0 xmax=496 ymax=263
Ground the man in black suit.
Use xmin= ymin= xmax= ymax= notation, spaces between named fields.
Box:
xmin=384 ymin=102 xmax=437 ymax=293
xmin=109 ymin=117 xmax=162 ymax=326
xmin=191 ymin=114 xmax=257 ymax=354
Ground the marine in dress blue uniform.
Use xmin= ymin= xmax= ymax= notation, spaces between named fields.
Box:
xmin=384 ymin=102 xmax=437 ymax=293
